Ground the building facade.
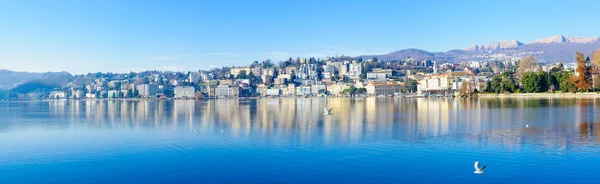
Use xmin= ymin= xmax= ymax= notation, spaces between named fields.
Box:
xmin=136 ymin=84 xmax=159 ymax=98
xmin=174 ymin=86 xmax=195 ymax=98
xmin=366 ymin=72 xmax=387 ymax=83
xmin=365 ymin=83 xmax=401 ymax=96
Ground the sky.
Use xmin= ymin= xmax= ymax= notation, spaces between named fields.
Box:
xmin=0 ymin=0 xmax=599 ymax=74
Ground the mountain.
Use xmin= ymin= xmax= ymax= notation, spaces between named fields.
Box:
xmin=361 ymin=49 xmax=435 ymax=61
xmin=530 ymin=35 xmax=599 ymax=44
xmin=0 ymin=70 xmax=73 ymax=90
xmin=465 ymin=40 xmax=524 ymax=53
xmin=360 ymin=35 xmax=600 ymax=63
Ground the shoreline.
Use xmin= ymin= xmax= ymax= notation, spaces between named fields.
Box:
xmin=478 ymin=93 xmax=600 ymax=98
xmin=5 ymin=93 xmax=600 ymax=101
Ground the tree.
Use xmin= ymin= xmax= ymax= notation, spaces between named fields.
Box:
xmin=522 ymin=72 xmax=540 ymax=93
xmin=559 ymin=71 xmax=576 ymax=92
xmin=356 ymin=88 xmax=367 ymax=94
xmin=593 ymin=49 xmax=600 ymax=69
xmin=289 ymin=70 xmax=297 ymax=83
xmin=570 ymin=52 xmax=591 ymax=91
xmin=537 ymin=71 xmax=549 ymax=92
xmin=459 ymin=81 xmax=473 ymax=96
xmin=342 ymin=87 xmax=357 ymax=95
xmin=517 ymin=56 xmax=540 ymax=81
xmin=485 ymin=72 xmax=518 ymax=93
xmin=318 ymin=89 xmax=327 ymax=94
xmin=402 ymin=79 xmax=418 ymax=93
xmin=236 ymin=70 xmax=248 ymax=79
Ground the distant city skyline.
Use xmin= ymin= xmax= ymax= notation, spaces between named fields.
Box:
xmin=1 ymin=0 xmax=599 ymax=73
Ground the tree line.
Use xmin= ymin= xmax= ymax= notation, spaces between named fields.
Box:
xmin=485 ymin=50 xmax=600 ymax=93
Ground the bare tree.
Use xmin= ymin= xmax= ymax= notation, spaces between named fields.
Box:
xmin=517 ymin=56 xmax=540 ymax=81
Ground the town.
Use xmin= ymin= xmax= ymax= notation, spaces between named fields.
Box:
xmin=5 ymin=51 xmax=600 ymax=100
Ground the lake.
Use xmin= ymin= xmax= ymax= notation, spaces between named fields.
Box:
xmin=1 ymin=97 xmax=600 ymax=183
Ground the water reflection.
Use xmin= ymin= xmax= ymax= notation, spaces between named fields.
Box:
xmin=1 ymin=98 xmax=600 ymax=146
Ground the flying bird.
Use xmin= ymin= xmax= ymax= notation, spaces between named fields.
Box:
xmin=474 ymin=161 xmax=486 ymax=174
xmin=323 ymin=107 xmax=332 ymax=115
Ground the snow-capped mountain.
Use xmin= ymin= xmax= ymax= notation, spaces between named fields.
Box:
xmin=360 ymin=35 xmax=600 ymax=63
xmin=530 ymin=35 xmax=599 ymax=44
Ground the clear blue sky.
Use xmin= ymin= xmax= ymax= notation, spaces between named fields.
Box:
xmin=0 ymin=0 xmax=598 ymax=73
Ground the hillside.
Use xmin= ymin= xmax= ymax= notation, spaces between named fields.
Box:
xmin=0 ymin=70 xmax=73 ymax=90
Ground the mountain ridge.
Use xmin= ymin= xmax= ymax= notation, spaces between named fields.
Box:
xmin=360 ymin=35 xmax=600 ymax=63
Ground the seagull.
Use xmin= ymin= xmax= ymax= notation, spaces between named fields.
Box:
xmin=474 ymin=161 xmax=486 ymax=174
xmin=323 ymin=107 xmax=332 ymax=115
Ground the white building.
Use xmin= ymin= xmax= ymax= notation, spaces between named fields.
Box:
xmin=214 ymin=85 xmax=239 ymax=98
xmin=265 ymin=88 xmax=282 ymax=96
xmin=85 ymin=93 xmax=96 ymax=99
xmin=174 ymin=86 xmax=195 ymax=98
xmin=418 ymin=75 xmax=454 ymax=92
xmin=296 ymin=86 xmax=312 ymax=96
xmin=230 ymin=67 xmax=251 ymax=76
xmin=311 ymin=85 xmax=327 ymax=94
xmin=366 ymin=72 xmax=387 ymax=83
xmin=346 ymin=62 xmax=363 ymax=79
xmin=327 ymin=83 xmax=351 ymax=95
xmin=49 ymin=91 xmax=66 ymax=99
xmin=296 ymin=64 xmax=319 ymax=80
xmin=136 ymin=84 xmax=159 ymax=98
xmin=321 ymin=72 xmax=332 ymax=80
xmin=366 ymin=83 xmax=401 ymax=96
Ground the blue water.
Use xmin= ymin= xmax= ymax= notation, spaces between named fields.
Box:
xmin=1 ymin=98 xmax=600 ymax=183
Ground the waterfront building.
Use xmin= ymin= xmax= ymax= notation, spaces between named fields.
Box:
xmin=327 ymin=83 xmax=351 ymax=95
xmin=418 ymin=75 xmax=455 ymax=93
xmin=49 ymin=91 xmax=66 ymax=99
xmin=107 ymin=90 xmax=119 ymax=98
xmin=214 ymin=85 xmax=239 ymax=98
xmin=266 ymin=88 xmax=282 ymax=96
xmin=311 ymin=84 xmax=327 ymax=94
xmin=85 ymin=93 xmax=96 ymax=99
xmin=365 ymin=82 xmax=401 ymax=96
xmin=136 ymin=84 xmax=159 ymax=98
xmin=286 ymin=84 xmax=296 ymax=96
xmin=296 ymin=86 xmax=312 ymax=96
xmin=174 ymin=86 xmax=195 ymax=98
